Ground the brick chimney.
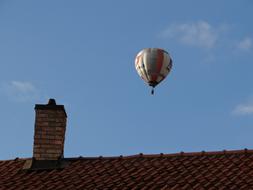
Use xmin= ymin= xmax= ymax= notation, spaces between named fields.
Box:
xmin=33 ymin=99 xmax=67 ymax=161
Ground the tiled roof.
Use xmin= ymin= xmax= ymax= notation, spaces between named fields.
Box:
xmin=1 ymin=149 xmax=253 ymax=189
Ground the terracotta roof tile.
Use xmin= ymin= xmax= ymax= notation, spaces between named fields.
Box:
xmin=1 ymin=149 xmax=253 ymax=189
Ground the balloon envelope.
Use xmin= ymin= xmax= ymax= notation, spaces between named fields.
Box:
xmin=135 ymin=48 xmax=172 ymax=87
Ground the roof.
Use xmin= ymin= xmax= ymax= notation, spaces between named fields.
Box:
xmin=1 ymin=149 xmax=253 ymax=189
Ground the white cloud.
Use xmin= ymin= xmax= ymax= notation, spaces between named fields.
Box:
xmin=160 ymin=21 xmax=218 ymax=48
xmin=0 ymin=81 xmax=39 ymax=102
xmin=11 ymin=81 xmax=36 ymax=93
xmin=232 ymin=102 xmax=253 ymax=115
xmin=237 ymin=37 xmax=252 ymax=51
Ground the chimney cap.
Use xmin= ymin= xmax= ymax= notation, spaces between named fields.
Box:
xmin=48 ymin=98 xmax=56 ymax=105
xmin=35 ymin=98 xmax=67 ymax=117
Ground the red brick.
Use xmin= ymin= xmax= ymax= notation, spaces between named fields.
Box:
xmin=33 ymin=101 xmax=67 ymax=161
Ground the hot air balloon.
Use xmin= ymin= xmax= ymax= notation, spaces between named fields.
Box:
xmin=135 ymin=48 xmax=172 ymax=95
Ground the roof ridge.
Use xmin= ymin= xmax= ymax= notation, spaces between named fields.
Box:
xmin=0 ymin=157 xmax=31 ymax=162
xmin=64 ymin=148 xmax=253 ymax=160
xmin=113 ymin=148 xmax=253 ymax=159
xmin=1 ymin=149 xmax=252 ymax=162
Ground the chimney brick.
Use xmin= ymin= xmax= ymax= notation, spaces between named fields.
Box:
xmin=33 ymin=99 xmax=67 ymax=160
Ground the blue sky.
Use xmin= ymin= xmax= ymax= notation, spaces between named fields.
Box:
xmin=0 ymin=0 xmax=253 ymax=159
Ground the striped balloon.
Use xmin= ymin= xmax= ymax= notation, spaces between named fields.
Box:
xmin=135 ymin=48 xmax=172 ymax=91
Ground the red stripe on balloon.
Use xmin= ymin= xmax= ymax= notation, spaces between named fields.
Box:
xmin=151 ymin=75 xmax=156 ymax=82
xmin=156 ymin=49 xmax=164 ymax=76
xmin=152 ymin=49 xmax=164 ymax=82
